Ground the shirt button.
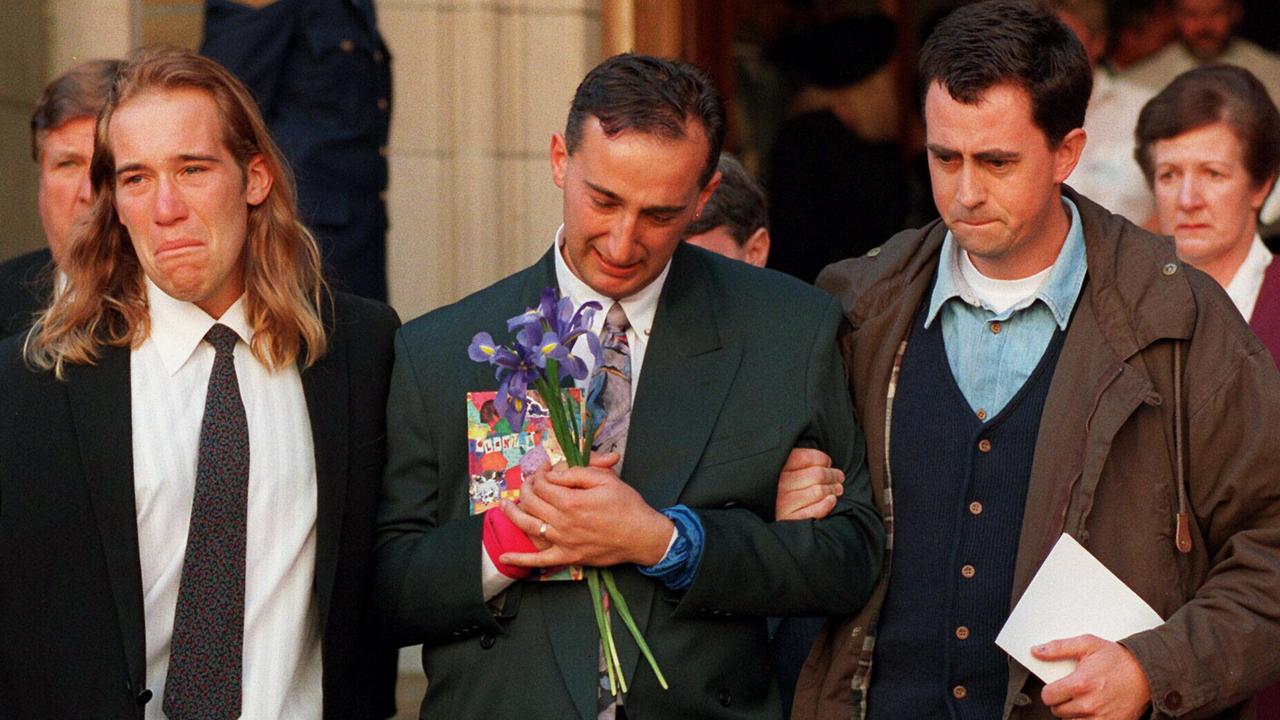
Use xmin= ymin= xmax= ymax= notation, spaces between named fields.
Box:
xmin=990 ymin=321 xmax=1002 ymax=334
xmin=1164 ymin=691 xmax=1183 ymax=710
xmin=377 ymin=97 xmax=389 ymax=112
xmin=969 ymin=500 xmax=983 ymax=515
xmin=479 ymin=634 xmax=496 ymax=649
xmin=1162 ymin=262 xmax=1179 ymax=276
xmin=339 ymin=38 xmax=355 ymax=52
xmin=955 ymin=625 xmax=970 ymax=640
xmin=976 ymin=408 xmax=987 ymax=420
xmin=961 ymin=564 xmax=976 ymax=579
xmin=953 ymin=685 xmax=968 ymax=700
xmin=978 ymin=438 xmax=992 ymax=453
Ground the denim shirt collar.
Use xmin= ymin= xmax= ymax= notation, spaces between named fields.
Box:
xmin=925 ymin=196 xmax=1087 ymax=330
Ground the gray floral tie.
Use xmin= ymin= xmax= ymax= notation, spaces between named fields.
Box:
xmin=164 ymin=324 xmax=249 ymax=720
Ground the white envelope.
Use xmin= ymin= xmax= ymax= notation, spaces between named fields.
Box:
xmin=995 ymin=533 xmax=1163 ymax=684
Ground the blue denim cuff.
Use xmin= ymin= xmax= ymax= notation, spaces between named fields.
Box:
xmin=637 ymin=504 xmax=704 ymax=590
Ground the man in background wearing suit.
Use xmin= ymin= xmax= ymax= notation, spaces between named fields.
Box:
xmin=375 ymin=53 xmax=884 ymax=720
xmin=0 ymin=59 xmax=119 ymax=338
xmin=0 ymin=47 xmax=397 ymax=719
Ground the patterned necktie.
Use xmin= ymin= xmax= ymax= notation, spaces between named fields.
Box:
xmin=589 ymin=302 xmax=631 ymax=719
xmin=590 ymin=302 xmax=632 ymax=466
xmin=164 ymin=324 xmax=250 ymax=720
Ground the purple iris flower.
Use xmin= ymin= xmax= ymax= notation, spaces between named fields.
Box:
xmin=471 ymin=288 xmax=604 ymax=427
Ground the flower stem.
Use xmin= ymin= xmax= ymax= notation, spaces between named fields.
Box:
xmin=603 ymin=569 xmax=669 ymax=690
xmin=586 ymin=568 xmax=618 ymax=696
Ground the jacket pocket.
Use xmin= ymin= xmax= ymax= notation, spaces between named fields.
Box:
xmin=698 ymin=425 xmax=781 ymax=469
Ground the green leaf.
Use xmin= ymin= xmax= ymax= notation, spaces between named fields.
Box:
xmin=602 ymin=569 xmax=669 ymax=690
xmin=586 ymin=569 xmax=618 ymax=696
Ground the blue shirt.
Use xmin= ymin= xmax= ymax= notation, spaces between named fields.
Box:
xmin=925 ymin=197 xmax=1087 ymax=420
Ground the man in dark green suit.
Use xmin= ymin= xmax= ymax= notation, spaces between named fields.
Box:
xmin=375 ymin=54 xmax=884 ymax=720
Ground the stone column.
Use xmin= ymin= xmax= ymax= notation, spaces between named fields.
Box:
xmin=380 ymin=0 xmax=602 ymax=320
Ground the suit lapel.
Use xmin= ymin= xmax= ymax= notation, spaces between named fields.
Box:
xmin=613 ymin=246 xmax=741 ymax=689
xmin=302 ymin=328 xmax=350 ymax=631
xmin=64 ymin=345 xmax=147 ymax=691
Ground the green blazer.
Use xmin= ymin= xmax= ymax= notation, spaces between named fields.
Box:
xmin=375 ymin=243 xmax=884 ymax=720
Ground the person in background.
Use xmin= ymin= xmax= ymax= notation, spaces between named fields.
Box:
xmin=1125 ymin=0 xmax=1280 ymax=116
xmin=767 ymin=12 xmax=909 ymax=284
xmin=202 ymin=0 xmax=393 ymax=301
xmin=0 ymin=47 xmax=399 ymax=719
xmin=793 ymin=2 xmax=1280 ymax=718
xmin=1054 ymin=0 xmax=1160 ymax=225
xmin=0 ymin=59 xmax=119 ymax=338
xmin=1105 ymin=0 xmax=1177 ymax=74
xmin=683 ymin=153 xmax=771 ymax=268
xmin=1135 ymin=64 xmax=1280 ymax=366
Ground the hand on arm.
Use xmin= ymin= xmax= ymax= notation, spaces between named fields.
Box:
xmin=776 ymin=448 xmax=843 ymax=521
xmin=1035 ymin=634 xmax=1152 ymax=719
xmin=500 ymin=452 xmax=675 ymax=568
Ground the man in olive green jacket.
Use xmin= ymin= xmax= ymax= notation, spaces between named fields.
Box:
xmin=793 ymin=2 xmax=1280 ymax=718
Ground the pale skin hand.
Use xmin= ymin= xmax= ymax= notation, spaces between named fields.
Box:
xmin=1034 ymin=634 xmax=1152 ymax=719
xmin=776 ymin=448 xmax=843 ymax=521
xmin=500 ymin=452 xmax=675 ymax=568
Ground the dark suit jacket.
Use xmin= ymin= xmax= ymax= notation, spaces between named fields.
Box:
xmin=0 ymin=247 xmax=53 ymax=339
xmin=0 ymin=291 xmax=400 ymax=719
xmin=375 ymin=244 xmax=885 ymax=720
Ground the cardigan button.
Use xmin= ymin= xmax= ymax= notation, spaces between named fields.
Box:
xmin=961 ymin=564 xmax=976 ymax=579
xmin=978 ymin=438 xmax=992 ymax=453
xmin=952 ymin=685 xmax=968 ymax=700
xmin=718 ymin=688 xmax=733 ymax=707
xmin=955 ymin=625 xmax=970 ymax=640
xmin=968 ymin=501 xmax=983 ymax=516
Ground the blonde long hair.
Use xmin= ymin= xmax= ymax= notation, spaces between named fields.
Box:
xmin=25 ymin=46 xmax=329 ymax=378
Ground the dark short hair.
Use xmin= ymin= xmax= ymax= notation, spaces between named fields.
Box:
xmin=919 ymin=0 xmax=1092 ymax=145
xmin=1134 ymin=64 xmax=1280 ymax=188
xmin=684 ymin=154 xmax=768 ymax=246
xmin=30 ymin=59 xmax=121 ymax=161
xmin=564 ymin=53 xmax=725 ymax=186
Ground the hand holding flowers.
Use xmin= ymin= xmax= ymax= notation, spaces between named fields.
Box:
xmin=499 ymin=452 xmax=676 ymax=569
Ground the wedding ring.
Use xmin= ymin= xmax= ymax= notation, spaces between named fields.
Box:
xmin=538 ymin=521 xmax=549 ymax=538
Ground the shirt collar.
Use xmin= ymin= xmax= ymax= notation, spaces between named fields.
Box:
xmin=551 ymin=225 xmax=670 ymax=337
xmin=926 ymin=196 xmax=1088 ymax=330
xmin=1224 ymin=233 xmax=1274 ymax=307
xmin=146 ymin=277 xmax=251 ymax=376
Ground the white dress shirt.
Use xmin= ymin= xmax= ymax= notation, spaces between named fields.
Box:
xmin=132 ymin=279 xmax=322 ymax=719
xmin=1224 ymin=234 xmax=1275 ymax=322
xmin=480 ymin=227 xmax=674 ymax=600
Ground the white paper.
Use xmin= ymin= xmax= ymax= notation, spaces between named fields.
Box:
xmin=995 ymin=533 xmax=1163 ymax=684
